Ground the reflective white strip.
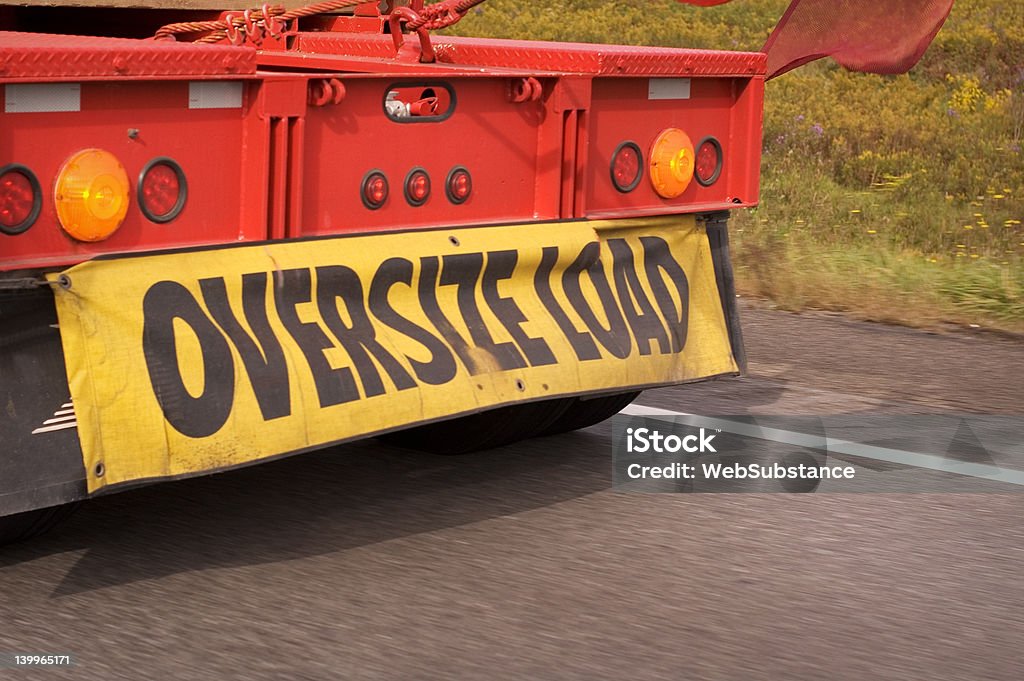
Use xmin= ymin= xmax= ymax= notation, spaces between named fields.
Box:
xmin=5 ymin=83 xmax=81 ymax=113
xmin=43 ymin=414 xmax=78 ymax=425
xmin=32 ymin=421 xmax=78 ymax=435
xmin=648 ymin=78 xmax=691 ymax=101
xmin=61 ymin=403 xmax=73 ymax=409
xmin=188 ymin=81 xmax=243 ymax=110
xmin=54 ymin=408 xmax=75 ymax=416
xmin=621 ymin=404 xmax=1024 ymax=487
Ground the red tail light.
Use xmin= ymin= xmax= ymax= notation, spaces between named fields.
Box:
xmin=139 ymin=158 xmax=187 ymax=223
xmin=695 ymin=137 xmax=723 ymax=186
xmin=611 ymin=142 xmax=642 ymax=193
xmin=404 ymin=168 xmax=431 ymax=207
xmin=361 ymin=170 xmax=389 ymax=210
xmin=446 ymin=167 xmax=472 ymax=205
xmin=0 ymin=164 xmax=42 ymax=235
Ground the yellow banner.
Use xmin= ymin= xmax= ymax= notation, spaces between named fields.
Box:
xmin=51 ymin=217 xmax=737 ymax=492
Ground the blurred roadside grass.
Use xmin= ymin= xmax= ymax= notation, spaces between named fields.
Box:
xmin=449 ymin=0 xmax=1024 ymax=332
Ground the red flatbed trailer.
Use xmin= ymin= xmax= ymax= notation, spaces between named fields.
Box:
xmin=0 ymin=0 xmax=761 ymax=542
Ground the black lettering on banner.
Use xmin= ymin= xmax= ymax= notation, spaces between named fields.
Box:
xmin=199 ymin=274 xmax=291 ymax=421
xmin=535 ymin=246 xmax=600 ymax=361
xmin=368 ymin=258 xmax=458 ymax=385
xmin=142 ymin=280 xmax=235 ymax=438
xmin=562 ymin=242 xmax=631 ymax=360
xmin=482 ymin=250 xmax=556 ymax=367
xmin=316 ymin=265 xmax=416 ymax=398
xmin=418 ymin=256 xmax=479 ymax=375
xmin=608 ymin=239 xmax=672 ymax=356
xmin=441 ymin=252 xmax=526 ymax=371
xmin=274 ymin=268 xmax=360 ymax=408
xmin=640 ymin=236 xmax=690 ymax=353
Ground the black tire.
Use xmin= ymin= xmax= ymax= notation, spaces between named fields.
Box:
xmin=380 ymin=399 xmax=574 ymax=455
xmin=0 ymin=503 xmax=79 ymax=547
xmin=538 ymin=391 xmax=642 ymax=436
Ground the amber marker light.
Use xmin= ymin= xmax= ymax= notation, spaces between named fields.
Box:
xmin=649 ymin=128 xmax=695 ymax=199
xmin=54 ymin=149 xmax=130 ymax=242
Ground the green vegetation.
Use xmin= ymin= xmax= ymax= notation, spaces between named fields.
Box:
xmin=449 ymin=0 xmax=1024 ymax=331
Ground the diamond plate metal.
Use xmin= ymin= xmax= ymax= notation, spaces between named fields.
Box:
xmin=0 ymin=32 xmax=257 ymax=80
xmin=294 ymin=33 xmax=766 ymax=77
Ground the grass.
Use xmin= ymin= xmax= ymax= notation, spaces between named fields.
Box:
xmin=449 ymin=0 xmax=1024 ymax=332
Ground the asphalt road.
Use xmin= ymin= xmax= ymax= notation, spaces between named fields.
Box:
xmin=1 ymin=303 xmax=1022 ymax=680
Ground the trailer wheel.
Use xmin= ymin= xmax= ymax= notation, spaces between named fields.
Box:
xmin=538 ymin=391 xmax=642 ymax=436
xmin=380 ymin=399 xmax=574 ymax=455
xmin=0 ymin=504 xmax=79 ymax=547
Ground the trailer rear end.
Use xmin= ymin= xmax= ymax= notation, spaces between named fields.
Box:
xmin=0 ymin=0 xmax=763 ymax=541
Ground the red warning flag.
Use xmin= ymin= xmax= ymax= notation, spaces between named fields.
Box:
xmin=677 ymin=0 xmax=955 ymax=78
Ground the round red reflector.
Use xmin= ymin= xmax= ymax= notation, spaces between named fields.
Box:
xmin=404 ymin=168 xmax=431 ymax=207
xmin=139 ymin=158 xmax=187 ymax=223
xmin=0 ymin=164 xmax=42 ymax=235
xmin=446 ymin=166 xmax=472 ymax=205
xmin=695 ymin=137 xmax=723 ymax=186
xmin=361 ymin=171 xmax=389 ymax=210
xmin=611 ymin=141 xmax=642 ymax=193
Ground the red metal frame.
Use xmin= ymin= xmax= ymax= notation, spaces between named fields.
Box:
xmin=0 ymin=11 xmax=765 ymax=273
xmin=0 ymin=32 xmax=256 ymax=81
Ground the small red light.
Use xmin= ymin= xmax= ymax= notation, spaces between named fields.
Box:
xmin=0 ymin=165 xmax=41 ymax=235
xmin=446 ymin=167 xmax=472 ymax=205
xmin=362 ymin=171 xmax=389 ymax=210
xmin=139 ymin=158 xmax=187 ymax=223
xmin=405 ymin=169 xmax=431 ymax=207
xmin=143 ymin=166 xmax=179 ymax=216
xmin=611 ymin=142 xmax=642 ymax=193
xmin=695 ymin=137 xmax=723 ymax=186
xmin=369 ymin=178 xmax=386 ymax=202
xmin=0 ymin=173 xmax=33 ymax=228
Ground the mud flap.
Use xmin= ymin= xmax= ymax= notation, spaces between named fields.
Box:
xmin=704 ymin=211 xmax=747 ymax=374
xmin=0 ymin=289 xmax=87 ymax=516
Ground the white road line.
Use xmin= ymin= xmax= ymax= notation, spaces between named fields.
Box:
xmin=54 ymin=408 xmax=75 ymax=416
xmin=621 ymin=404 xmax=1024 ymax=487
xmin=31 ymin=421 xmax=78 ymax=434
